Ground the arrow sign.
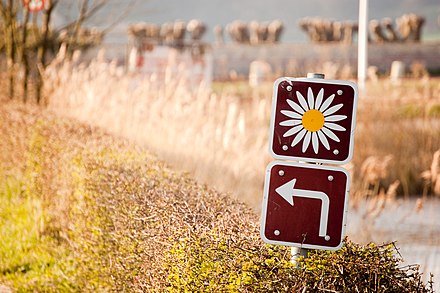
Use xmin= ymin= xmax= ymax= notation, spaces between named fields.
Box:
xmin=276 ymin=178 xmax=330 ymax=240
xmin=260 ymin=161 xmax=349 ymax=250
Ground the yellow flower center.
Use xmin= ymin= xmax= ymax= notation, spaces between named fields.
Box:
xmin=302 ymin=109 xmax=325 ymax=132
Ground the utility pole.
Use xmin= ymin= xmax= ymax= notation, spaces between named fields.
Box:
xmin=358 ymin=0 xmax=368 ymax=91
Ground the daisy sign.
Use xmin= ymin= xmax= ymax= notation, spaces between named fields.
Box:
xmin=269 ymin=77 xmax=358 ymax=164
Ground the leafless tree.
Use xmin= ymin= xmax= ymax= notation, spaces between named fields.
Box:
xmin=0 ymin=0 xmax=136 ymax=104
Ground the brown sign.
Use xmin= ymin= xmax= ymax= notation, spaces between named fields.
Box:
xmin=269 ymin=78 xmax=358 ymax=164
xmin=260 ymin=161 xmax=349 ymax=250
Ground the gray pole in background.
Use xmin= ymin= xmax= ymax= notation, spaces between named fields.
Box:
xmin=358 ymin=0 xmax=369 ymax=91
xmin=290 ymin=72 xmax=325 ymax=265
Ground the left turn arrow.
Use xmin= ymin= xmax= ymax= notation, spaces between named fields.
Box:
xmin=275 ymin=178 xmax=330 ymax=240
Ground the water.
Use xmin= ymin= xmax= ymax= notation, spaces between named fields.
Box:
xmin=347 ymin=197 xmax=440 ymax=288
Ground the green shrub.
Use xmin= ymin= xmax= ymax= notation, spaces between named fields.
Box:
xmin=0 ymin=102 xmax=435 ymax=292
xmin=297 ymin=240 xmax=433 ymax=292
xmin=428 ymin=104 xmax=440 ymax=117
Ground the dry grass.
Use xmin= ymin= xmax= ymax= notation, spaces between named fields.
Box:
xmin=353 ymin=78 xmax=440 ymax=198
xmin=43 ymin=49 xmax=440 ymax=211
xmin=421 ymin=149 xmax=440 ymax=195
xmin=45 ymin=50 xmax=272 ymax=208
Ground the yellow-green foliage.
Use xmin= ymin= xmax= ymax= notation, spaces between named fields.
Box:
xmin=297 ymin=240 xmax=433 ymax=292
xmin=428 ymin=104 xmax=440 ymax=117
xmin=165 ymin=232 xmax=295 ymax=292
xmin=0 ymin=154 xmax=74 ymax=291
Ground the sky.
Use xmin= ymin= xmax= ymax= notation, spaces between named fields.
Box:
xmin=55 ymin=0 xmax=440 ymax=44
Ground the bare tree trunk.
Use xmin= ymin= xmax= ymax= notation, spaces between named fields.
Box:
xmin=1 ymin=0 xmax=116 ymax=105
xmin=67 ymin=0 xmax=89 ymax=57
xmin=21 ymin=5 xmax=30 ymax=103
xmin=35 ymin=0 xmax=57 ymax=104
xmin=4 ymin=0 xmax=16 ymax=100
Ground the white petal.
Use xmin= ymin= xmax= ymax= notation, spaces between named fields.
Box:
xmin=302 ymin=131 xmax=311 ymax=153
xmin=324 ymin=122 xmax=346 ymax=131
xmin=283 ymin=125 xmax=303 ymax=137
xmin=325 ymin=115 xmax=347 ymax=122
xmin=291 ymin=128 xmax=307 ymax=147
xmin=296 ymin=91 xmax=309 ymax=111
xmin=281 ymin=110 xmax=302 ymax=119
xmin=315 ymin=88 xmax=324 ymax=110
xmin=323 ymin=103 xmax=343 ymax=116
xmin=287 ymin=99 xmax=305 ymax=114
xmin=321 ymin=127 xmax=340 ymax=142
xmin=280 ymin=119 xmax=302 ymax=126
xmin=312 ymin=132 xmax=319 ymax=154
xmin=319 ymin=94 xmax=335 ymax=112
xmin=317 ymin=130 xmax=330 ymax=150
xmin=307 ymin=87 xmax=314 ymax=110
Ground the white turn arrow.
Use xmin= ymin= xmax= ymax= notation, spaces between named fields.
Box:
xmin=275 ymin=178 xmax=330 ymax=240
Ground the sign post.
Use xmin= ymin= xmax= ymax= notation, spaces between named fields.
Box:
xmin=261 ymin=73 xmax=358 ymax=264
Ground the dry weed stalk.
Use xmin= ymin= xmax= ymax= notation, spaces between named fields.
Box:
xmin=354 ymin=155 xmax=395 ymax=204
xmin=414 ymin=197 xmax=425 ymax=213
xmin=364 ymin=180 xmax=400 ymax=219
xmin=360 ymin=155 xmax=394 ymax=186
xmin=354 ymin=179 xmax=400 ymax=242
xmin=421 ymin=149 xmax=440 ymax=196
xmin=351 ymin=154 xmax=399 ymax=236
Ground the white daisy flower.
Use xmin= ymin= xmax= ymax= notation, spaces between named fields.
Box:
xmin=280 ymin=87 xmax=347 ymax=154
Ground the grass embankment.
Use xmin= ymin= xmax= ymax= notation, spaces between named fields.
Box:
xmin=0 ymin=101 xmax=434 ymax=291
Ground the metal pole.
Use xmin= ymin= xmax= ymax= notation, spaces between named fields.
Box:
xmin=291 ymin=72 xmax=325 ymax=265
xmin=291 ymin=246 xmax=309 ymax=265
xmin=306 ymin=72 xmax=325 ymax=79
xmin=358 ymin=0 xmax=369 ymax=91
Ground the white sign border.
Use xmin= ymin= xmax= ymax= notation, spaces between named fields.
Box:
xmin=268 ymin=77 xmax=358 ymax=165
xmin=260 ymin=160 xmax=350 ymax=251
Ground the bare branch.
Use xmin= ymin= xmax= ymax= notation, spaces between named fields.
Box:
xmin=101 ymin=0 xmax=138 ymax=34
xmin=55 ymin=0 xmax=109 ymax=33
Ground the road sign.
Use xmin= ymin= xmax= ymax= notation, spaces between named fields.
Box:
xmin=269 ymin=77 xmax=358 ymax=164
xmin=260 ymin=161 xmax=349 ymax=250
xmin=23 ymin=0 xmax=45 ymax=12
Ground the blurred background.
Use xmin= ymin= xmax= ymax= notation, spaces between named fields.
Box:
xmin=45 ymin=0 xmax=440 ymax=281
xmin=54 ymin=0 xmax=440 ymax=43
xmin=1 ymin=0 xmax=440 ymax=289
